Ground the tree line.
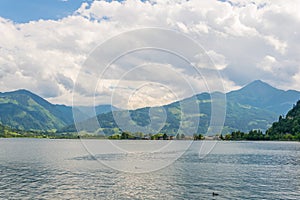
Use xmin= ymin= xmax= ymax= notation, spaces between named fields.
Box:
xmin=222 ymin=129 xmax=300 ymax=141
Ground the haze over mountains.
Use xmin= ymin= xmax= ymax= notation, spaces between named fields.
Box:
xmin=0 ymin=80 xmax=299 ymax=134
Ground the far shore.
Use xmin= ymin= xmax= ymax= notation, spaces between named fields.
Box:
xmin=1 ymin=135 xmax=299 ymax=142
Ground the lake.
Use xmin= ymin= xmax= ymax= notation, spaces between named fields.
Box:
xmin=0 ymin=139 xmax=299 ymax=199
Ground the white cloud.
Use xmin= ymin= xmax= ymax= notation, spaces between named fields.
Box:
xmin=263 ymin=35 xmax=287 ymax=54
xmin=258 ymin=55 xmax=277 ymax=72
xmin=0 ymin=0 xmax=300 ymax=108
xmin=207 ymin=50 xmax=228 ymax=70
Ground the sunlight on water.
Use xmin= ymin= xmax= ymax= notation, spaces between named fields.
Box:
xmin=0 ymin=139 xmax=299 ymax=199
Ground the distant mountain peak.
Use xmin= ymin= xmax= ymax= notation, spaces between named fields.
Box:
xmin=2 ymin=89 xmax=36 ymax=96
xmin=228 ymin=80 xmax=281 ymax=99
xmin=242 ymin=80 xmax=278 ymax=91
xmin=15 ymin=89 xmax=31 ymax=92
xmin=251 ymin=80 xmax=265 ymax=84
xmin=227 ymin=79 xmax=300 ymax=115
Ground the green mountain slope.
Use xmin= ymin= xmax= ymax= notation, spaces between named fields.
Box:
xmin=0 ymin=123 xmax=42 ymax=138
xmin=227 ymin=80 xmax=300 ymax=115
xmin=2 ymin=80 xmax=299 ymax=133
xmin=61 ymin=82 xmax=288 ymax=135
xmin=0 ymin=90 xmax=69 ymax=130
xmin=266 ymin=100 xmax=300 ymax=139
xmin=0 ymin=90 xmax=118 ymax=130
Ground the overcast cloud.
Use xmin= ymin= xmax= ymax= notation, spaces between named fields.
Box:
xmin=0 ymin=0 xmax=299 ymax=108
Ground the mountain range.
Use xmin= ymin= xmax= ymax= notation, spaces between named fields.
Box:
xmin=0 ymin=80 xmax=299 ymax=134
xmin=60 ymin=80 xmax=300 ymax=135
xmin=0 ymin=89 xmax=118 ymax=130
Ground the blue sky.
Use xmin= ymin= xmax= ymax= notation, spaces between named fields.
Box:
xmin=0 ymin=0 xmax=89 ymax=23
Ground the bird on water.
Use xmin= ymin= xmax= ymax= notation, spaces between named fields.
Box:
xmin=212 ymin=192 xmax=219 ymax=196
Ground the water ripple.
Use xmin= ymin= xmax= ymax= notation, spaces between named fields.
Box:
xmin=0 ymin=139 xmax=299 ymax=199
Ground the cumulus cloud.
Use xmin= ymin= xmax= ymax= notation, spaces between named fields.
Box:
xmin=0 ymin=0 xmax=300 ymax=108
xmin=258 ymin=55 xmax=277 ymax=72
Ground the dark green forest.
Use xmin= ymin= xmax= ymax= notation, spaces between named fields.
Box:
xmin=224 ymin=100 xmax=300 ymax=141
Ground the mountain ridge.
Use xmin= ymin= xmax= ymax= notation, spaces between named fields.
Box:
xmin=1 ymin=80 xmax=300 ymax=133
xmin=227 ymin=80 xmax=298 ymax=115
xmin=61 ymin=80 xmax=300 ymax=135
xmin=0 ymin=89 xmax=118 ymax=130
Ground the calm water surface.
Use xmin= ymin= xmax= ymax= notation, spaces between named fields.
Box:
xmin=0 ymin=139 xmax=299 ymax=199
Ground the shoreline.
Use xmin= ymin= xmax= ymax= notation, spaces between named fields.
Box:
xmin=1 ymin=136 xmax=299 ymax=142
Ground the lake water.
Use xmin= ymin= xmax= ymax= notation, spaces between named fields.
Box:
xmin=0 ymin=139 xmax=299 ymax=199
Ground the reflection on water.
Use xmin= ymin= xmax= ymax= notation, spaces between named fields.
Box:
xmin=79 ymin=140 xmax=218 ymax=173
xmin=80 ymin=139 xmax=197 ymax=173
xmin=0 ymin=139 xmax=300 ymax=199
